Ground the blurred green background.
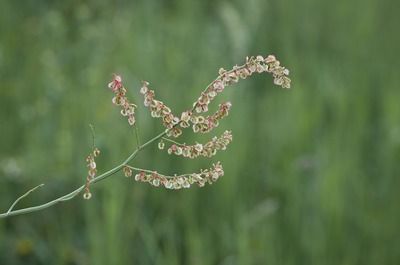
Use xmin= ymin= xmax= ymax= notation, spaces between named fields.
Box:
xmin=1 ymin=0 xmax=399 ymax=264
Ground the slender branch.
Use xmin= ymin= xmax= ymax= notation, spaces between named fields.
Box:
xmin=125 ymin=165 xmax=194 ymax=179
xmin=89 ymin=124 xmax=96 ymax=149
xmin=134 ymin=124 xmax=141 ymax=147
xmin=161 ymin=137 xmax=184 ymax=146
xmin=6 ymin=184 xmax=45 ymax=215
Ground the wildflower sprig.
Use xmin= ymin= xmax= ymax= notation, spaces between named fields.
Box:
xmin=124 ymin=162 xmax=224 ymax=189
xmin=83 ymin=147 xmax=100 ymax=200
xmin=176 ymin=55 xmax=290 ymax=134
xmin=0 ymin=54 xmax=291 ymax=218
xmin=140 ymin=81 xmax=182 ymax=137
xmin=164 ymin=130 xmax=233 ymax=158
xmin=191 ymin=54 xmax=290 ymax=116
xmin=108 ymin=74 xmax=137 ymax=126
xmin=191 ymin=102 xmax=232 ymax=133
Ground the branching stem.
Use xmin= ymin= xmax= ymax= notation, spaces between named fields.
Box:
xmin=0 ymin=55 xmax=291 ymax=219
xmin=0 ymin=64 xmax=240 ymax=219
xmin=0 ymin=130 xmax=167 ymax=218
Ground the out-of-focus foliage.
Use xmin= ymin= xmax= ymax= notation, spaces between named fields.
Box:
xmin=0 ymin=0 xmax=399 ymax=264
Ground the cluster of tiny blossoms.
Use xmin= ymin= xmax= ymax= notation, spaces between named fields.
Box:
xmin=102 ymin=55 xmax=291 ymax=193
xmin=140 ymin=81 xmax=182 ymax=138
xmin=167 ymin=55 xmax=290 ymax=135
xmin=108 ymin=74 xmax=137 ymax=126
xmin=192 ymin=55 xmax=291 ymax=115
xmin=166 ymin=130 xmax=233 ymax=158
xmin=83 ymin=147 xmax=100 ymax=200
xmin=262 ymin=55 xmax=291 ymax=88
xmin=129 ymin=162 xmax=224 ymax=189
xmin=191 ymin=102 xmax=232 ymax=133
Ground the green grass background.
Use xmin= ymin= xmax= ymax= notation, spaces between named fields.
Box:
xmin=0 ymin=0 xmax=399 ymax=264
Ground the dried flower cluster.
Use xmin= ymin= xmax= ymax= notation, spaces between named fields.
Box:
xmin=190 ymin=102 xmax=232 ymax=133
xmin=263 ymin=55 xmax=291 ymax=88
xmin=166 ymin=130 xmax=233 ymax=158
xmin=83 ymin=147 xmax=100 ymax=199
xmin=123 ymin=166 xmax=133 ymax=177
xmin=137 ymin=55 xmax=290 ymax=139
xmin=142 ymin=55 xmax=290 ymax=139
xmin=140 ymin=81 xmax=182 ymax=138
xmin=108 ymin=74 xmax=137 ymax=126
xmin=129 ymin=162 xmax=224 ymax=189
xmin=117 ymin=55 xmax=289 ymax=190
xmin=83 ymin=55 xmax=290 ymax=196
xmin=0 ymin=54 xmax=293 ymax=219
xmin=191 ymin=55 xmax=290 ymax=115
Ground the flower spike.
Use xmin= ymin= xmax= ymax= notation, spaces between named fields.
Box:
xmin=140 ymin=81 xmax=181 ymax=137
xmin=128 ymin=162 xmax=224 ymax=189
xmin=108 ymin=74 xmax=137 ymax=126
xmin=166 ymin=130 xmax=233 ymax=158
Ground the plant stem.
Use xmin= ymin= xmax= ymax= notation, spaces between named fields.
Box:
xmin=6 ymin=184 xmax=45 ymax=214
xmin=134 ymin=124 xmax=141 ymax=147
xmin=125 ymin=165 xmax=195 ymax=179
xmin=161 ymin=137 xmax=184 ymax=146
xmin=0 ymin=56 xmax=280 ymax=219
xmin=0 ymin=63 xmax=235 ymax=218
xmin=0 ymin=130 xmax=167 ymax=219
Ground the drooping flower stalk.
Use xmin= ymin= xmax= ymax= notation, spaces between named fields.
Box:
xmin=126 ymin=162 xmax=224 ymax=189
xmin=108 ymin=74 xmax=137 ymax=126
xmin=190 ymin=55 xmax=290 ymax=115
xmin=83 ymin=147 xmax=100 ymax=199
xmin=164 ymin=130 xmax=233 ymax=158
xmin=190 ymin=102 xmax=232 ymax=133
xmin=174 ymin=55 xmax=290 ymax=134
xmin=139 ymin=55 xmax=290 ymax=138
xmin=140 ymin=81 xmax=182 ymax=137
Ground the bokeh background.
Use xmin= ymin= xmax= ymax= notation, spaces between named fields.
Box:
xmin=1 ymin=0 xmax=399 ymax=264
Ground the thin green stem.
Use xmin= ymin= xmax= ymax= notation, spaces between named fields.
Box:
xmin=161 ymin=137 xmax=184 ymax=146
xmin=125 ymin=164 xmax=198 ymax=179
xmin=89 ymin=124 xmax=96 ymax=149
xmin=6 ymin=184 xmax=44 ymax=214
xmin=134 ymin=124 xmax=141 ymax=147
xmin=0 ymin=130 xmax=167 ymax=219
xmin=125 ymin=165 xmax=158 ymax=174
